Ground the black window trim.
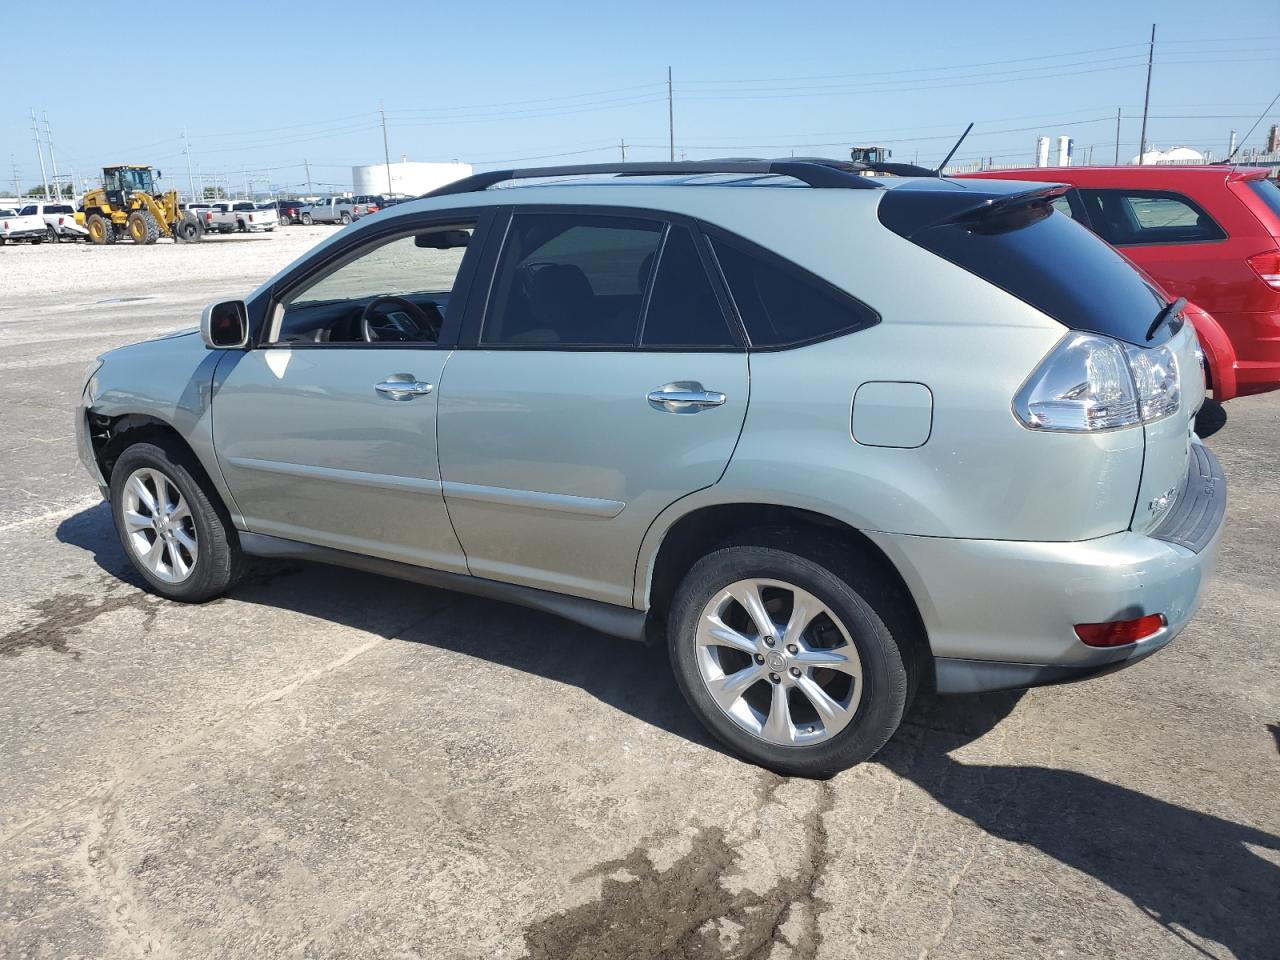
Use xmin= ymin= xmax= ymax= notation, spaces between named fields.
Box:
xmin=458 ymin=203 xmax=747 ymax=353
xmin=251 ymin=206 xmax=495 ymax=350
xmin=1077 ymin=187 xmax=1229 ymax=248
xmin=698 ymin=222 xmax=882 ymax=352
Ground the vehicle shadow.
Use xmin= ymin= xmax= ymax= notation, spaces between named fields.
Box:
xmin=880 ymin=691 xmax=1280 ymax=959
xmin=55 ymin=502 xmax=724 ymax=757
xmin=1195 ymin=397 xmax=1228 ymax=438
xmin=56 ymin=504 xmax=1280 ymax=957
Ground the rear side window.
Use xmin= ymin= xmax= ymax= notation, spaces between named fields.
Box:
xmin=484 ymin=213 xmax=662 ymax=346
xmin=709 ymin=235 xmax=878 ymax=348
xmin=19 ymin=205 xmax=36 ymax=216
xmin=641 ymin=226 xmax=736 ymax=348
xmin=1077 ymin=189 xmax=1226 ymax=245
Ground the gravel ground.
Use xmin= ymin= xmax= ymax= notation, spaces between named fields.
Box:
xmin=0 ymin=229 xmax=1277 ymax=959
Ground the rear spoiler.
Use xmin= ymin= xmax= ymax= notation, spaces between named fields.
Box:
xmin=878 ymin=182 xmax=1069 ymax=238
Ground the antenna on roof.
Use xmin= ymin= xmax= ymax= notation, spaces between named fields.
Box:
xmin=1222 ymin=89 xmax=1279 ymax=163
xmin=935 ymin=122 xmax=974 ymax=176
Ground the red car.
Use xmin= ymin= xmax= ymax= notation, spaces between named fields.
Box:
xmin=959 ymin=166 xmax=1280 ymax=399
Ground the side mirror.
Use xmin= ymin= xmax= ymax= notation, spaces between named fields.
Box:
xmin=201 ymin=300 xmax=249 ymax=349
xmin=155 ymin=169 xmax=162 ymax=180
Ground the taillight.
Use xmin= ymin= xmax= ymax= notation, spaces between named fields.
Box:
xmin=1014 ymin=332 xmax=1180 ymax=432
xmin=58 ymin=217 xmax=65 ymax=225
xmin=248 ymin=214 xmax=255 ymax=223
xmin=1247 ymin=251 xmax=1280 ymax=290
xmin=1075 ymin=614 xmax=1166 ymax=647
xmin=205 ymin=212 xmax=213 ymax=221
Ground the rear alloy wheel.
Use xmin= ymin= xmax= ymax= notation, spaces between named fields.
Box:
xmin=110 ymin=442 xmax=245 ymax=601
xmin=669 ymin=542 xmax=913 ymax=776
xmin=45 ymin=224 xmax=58 ymax=243
xmin=127 ymin=210 xmax=160 ymax=245
xmin=340 ymin=212 xmax=351 ymax=225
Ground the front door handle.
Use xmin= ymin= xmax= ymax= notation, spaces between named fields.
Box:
xmin=647 ymin=381 xmax=727 ymax=413
xmin=375 ymin=375 xmax=434 ymax=400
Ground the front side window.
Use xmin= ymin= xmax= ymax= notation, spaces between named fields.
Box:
xmin=710 ymin=234 xmax=879 ymax=348
xmin=270 ymin=224 xmax=474 ymax=345
xmin=19 ymin=205 xmax=36 ymax=216
xmin=1077 ymin=189 xmax=1227 ymax=245
xmin=483 ymin=213 xmax=663 ymax=346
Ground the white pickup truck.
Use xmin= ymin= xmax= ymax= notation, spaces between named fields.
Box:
xmin=200 ymin=201 xmax=276 ymax=234
xmin=0 ymin=206 xmax=48 ymax=244
xmin=26 ymin=202 xmax=88 ymax=242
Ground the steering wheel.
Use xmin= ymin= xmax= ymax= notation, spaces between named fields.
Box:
xmin=360 ymin=295 xmax=443 ymax=343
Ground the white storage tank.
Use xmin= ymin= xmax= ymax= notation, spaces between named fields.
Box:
xmin=352 ymin=161 xmax=472 ymax=197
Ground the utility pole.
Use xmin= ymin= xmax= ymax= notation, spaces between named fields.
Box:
xmin=244 ymin=169 xmax=252 ymax=200
xmin=42 ymin=112 xmax=63 ymax=197
xmin=1114 ymin=108 xmax=1122 ymax=164
xmin=1227 ymin=129 xmax=1237 ymax=158
xmin=183 ymin=127 xmax=197 ymax=201
xmin=30 ymin=110 xmax=50 ymax=200
xmin=304 ymin=158 xmax=313 ymax=196
xmin=1138 ymin=24 xmax=1156 ymax=164
xmin=10 ymin=155 xmax=19 ymax=197
xmin=667 ymin=66 xmax=674 ymax=161
xmin=620 ymin=139 xmax=627 ymax=161
xmin=380 ymin=102 xmax=393 ymax=196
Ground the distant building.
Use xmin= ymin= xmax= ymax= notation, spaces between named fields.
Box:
xmin=352 ymin=161 xmax=472 ymax=197
xmin=1129 ymin=146 xmax=1206 ymax=165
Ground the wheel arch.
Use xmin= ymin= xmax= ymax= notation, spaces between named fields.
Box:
xmin=1186 ymin=303 xmax=1238 ymax=401
xmin=90 ymin=414 xmax=236 ymax=522
xmin=638 ymin=499 xmax=932 ymax=674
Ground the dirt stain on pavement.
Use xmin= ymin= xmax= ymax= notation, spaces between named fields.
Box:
xmin=0 ymin=588 xmax=157 ymax=660
xmin=523 ymin=782 xmax=833 ymax=960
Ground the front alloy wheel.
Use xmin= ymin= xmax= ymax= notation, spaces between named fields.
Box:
xmin=696 ymin=579 xmax=863 ymax=746
xmin=120 ymin=467 xmax=198 ymax=583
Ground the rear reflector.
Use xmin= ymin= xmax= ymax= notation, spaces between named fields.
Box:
xmin=1074 ymin=614 xmax=1167 ymax=647
xmin=1247 ymin=251 xmax=1280 ymax=290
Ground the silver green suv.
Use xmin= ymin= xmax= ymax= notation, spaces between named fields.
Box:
xmin=76 ymin=161 xmax=1226 ymax=775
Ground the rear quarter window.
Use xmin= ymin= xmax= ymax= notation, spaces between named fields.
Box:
xmin=708 ymin=232 xmax=878 ymax=349
xmin=1077 ymin=188 xmax=1227 ymax=245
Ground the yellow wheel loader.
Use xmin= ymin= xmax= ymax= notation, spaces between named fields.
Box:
xmin=78 ymin=165 xmax=203 ymax=245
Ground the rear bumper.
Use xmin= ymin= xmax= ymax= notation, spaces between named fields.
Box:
xmin=868 ymin=442 xmax=1226 ymax=694
xmin=1213 ymin=309 xmax=1280 ymax=396
xmin=2 ymin=228 xmax=43 ymax=240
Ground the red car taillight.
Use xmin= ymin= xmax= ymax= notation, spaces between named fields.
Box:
xmin=58 ymin=217 xmax=65 ymax=225
xmin=1247 ymin=251 xmax=1280 ymax=291
xmin=1074 ymin=614 xmax=1167 ymax=647
xmin=205 ymin=212 xmax=213 ymax=221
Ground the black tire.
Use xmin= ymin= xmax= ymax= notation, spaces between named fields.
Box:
xmin=109 ymin=441 xmax=247 ymax=602
xmin=87 ymin=213 xmax=111 ymax=245
xmin=173 ymin=213 xmax=201 ymax=243
xmin=278 ymin=215 xmax=289 ymax=226
xmin=127 ymin=210 xmax=160 ymax=245
xmin=46 ymin=224 xmax=58 ymax=243
xmin=339 ymin=212 xmax=351 ymax=225
xmin=300 ymin=213 xmax=313 ymax=226
xmin=30 ymin=235 xmax=43 ymax=245
xmin=668 ymin=536 xmax=917 ymax=777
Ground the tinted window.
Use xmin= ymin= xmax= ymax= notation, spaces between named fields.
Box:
xmin=641 ymin=226 xmax=736 ymax=348
xmin=49 ymin=205 xmax=73 ymax=214
xmin=891 ymin=195 xmax=1169 ymax=346
xmin=1077 ymin=189 xmax=1226 ymax=245
xmin=710 ymin=235 xmax=878 ymax=348
xmin=19 ymin=206 xmax=36 ymax=216
xmin=484 ymin=213 xmax=662 ymax=346
xmin=1050 ymin=195 xmax=1075 ymax=219
xmin=1245 ymin=179 xmax=1280 ymax=226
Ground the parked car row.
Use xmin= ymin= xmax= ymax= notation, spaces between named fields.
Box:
xmin=79 ymin=159 xmax=1230 ymax=776
xmin=0 ymin=202 xmax=87 ymax=244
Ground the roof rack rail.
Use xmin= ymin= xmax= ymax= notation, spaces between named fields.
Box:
xmin=421 ymin=159 xmax=884 ymax=198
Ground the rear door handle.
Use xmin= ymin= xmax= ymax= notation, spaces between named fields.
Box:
xmin=375 ymin=375 xmax=434 ymax=400
xmin=647 ymin=381 xmax=727 ymax=413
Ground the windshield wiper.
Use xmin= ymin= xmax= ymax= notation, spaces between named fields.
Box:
xmin=1146 ymin=296 xmax=1187 ymax=342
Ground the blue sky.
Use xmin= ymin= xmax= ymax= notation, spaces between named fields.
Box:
xmin=2 ymin=0 xmax=1276 ymax=195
